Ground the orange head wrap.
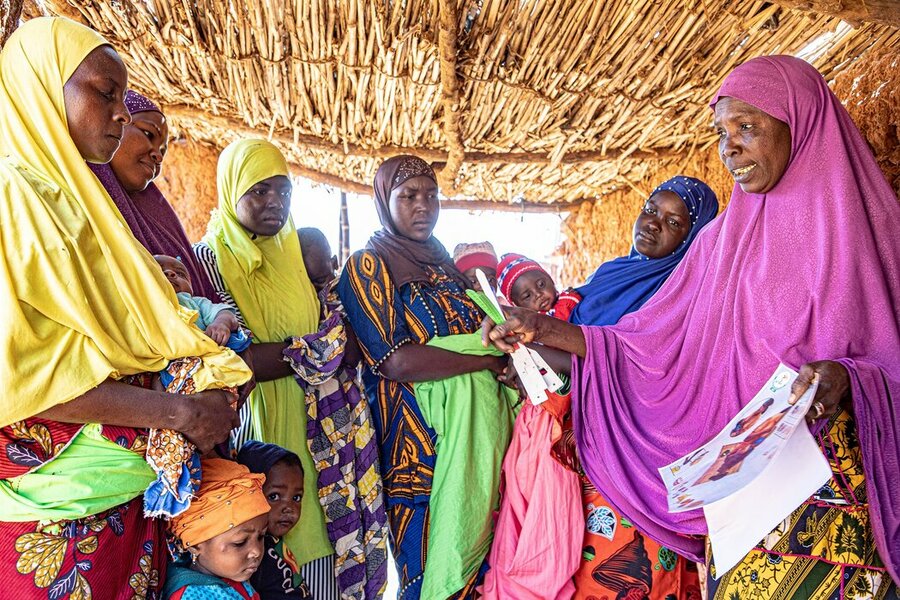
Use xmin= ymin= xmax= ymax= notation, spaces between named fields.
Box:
xmin=168 ymin=458 xmax=270 ymax=547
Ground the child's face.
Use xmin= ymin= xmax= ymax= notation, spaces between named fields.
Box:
xmin=155 ymin=255 xmax=192 ymax=295
xmin=510 ymin=270 xmax=557 ymax=312
xmin=192 ymin=512 xmax=268 ymax=582
xmin=463 ymin=267 xmax=497 ymax=293
xmin=300 ymin=232 xmax=338 ymax=293
xmin=263 ymin=460 xmax=304 ymax=538
xmin=305 ymin=253 xmax=338 ymax=294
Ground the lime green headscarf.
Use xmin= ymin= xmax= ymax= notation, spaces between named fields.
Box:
xmin=0 ymin=17 xmax=250 ymax=428
xmin=204 ymin=139 xmax=328 ymax=564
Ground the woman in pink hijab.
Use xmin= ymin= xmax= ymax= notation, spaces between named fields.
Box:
xmin=484 ymin=55 xmax=899 ymax=598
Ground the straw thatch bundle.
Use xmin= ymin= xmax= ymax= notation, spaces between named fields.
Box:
xmin=0 ymin=0 xmax=22 ymax=47
xmin=16 ymin=0 xmax=899 ymax=208
xmin=832 ymin=47 xmax=900 ymax=193
xmin=3 ymin=1 xmax=897 ymax=273
xmin=557 ymin=43 xmax=900 ymax=286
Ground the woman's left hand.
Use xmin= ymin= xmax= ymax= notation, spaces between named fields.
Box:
xmin=789 ymin=360 xmax=850 ymax=422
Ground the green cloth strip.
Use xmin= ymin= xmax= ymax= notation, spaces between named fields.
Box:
xmin=415 ymin=333 xmax=519 ymax=600
xmin=0 ymin=423 xmax=153 ymax=522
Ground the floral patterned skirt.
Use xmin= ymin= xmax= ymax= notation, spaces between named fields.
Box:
xmin=0 ymin=496 xmax=166 ymax=599
xmin=0 ymin=406 xmax=165 ymax=599
xmin=706 ymin=501 xmax=898 ymax=600
xmin=573 ymin=488 xmax=702 ymax=600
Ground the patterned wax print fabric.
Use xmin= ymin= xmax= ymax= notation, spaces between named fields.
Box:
xmin=283 ymin=281 xmax=389 ymax=600
xmin=144 ymin=357 xmax=237 ymax=519
xmin=337 ymin=249 xmax=485 ymax=599
xmin=0 ymin=413 xmax=165 ymax=599
xmin=707 ymin=408 xmax=899 ymax=600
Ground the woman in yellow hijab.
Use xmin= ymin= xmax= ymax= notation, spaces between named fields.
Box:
xmin=192 ymin=139 xmax=337 ymax=597
xmin=0 ymin=17 xmax=250 ymax=598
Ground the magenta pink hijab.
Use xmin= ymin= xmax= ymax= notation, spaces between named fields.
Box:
xmin=572 ymin=55 xmax=900 ymax=581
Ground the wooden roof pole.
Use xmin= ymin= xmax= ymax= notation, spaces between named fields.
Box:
xmin=441 ymin=198 xmax=590 ymax=213
xmin=339 ymin=191 xmax=350 ymax=263
xmin=766 ymin=0 xmax=900 ymax=27
xmin=436 ymin=0 xmax=466 ymax=192
xmin=39 ymin=0 xmax=89 ymax=23
xmin=288 ymin=161 xmax=591 ymax=213
xmin=162 ymin=106 xmax=441 ymax=160
xmin=164 ymin=106 xmax=677 ymax=165
xmin=287 ymin=153 xmax=591 ymax=212
xmin=288 ymin=164 xmax=371 ymax=195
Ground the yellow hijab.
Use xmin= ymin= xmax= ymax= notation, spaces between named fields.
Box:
xmin=204 ymin=139 xmax=319 ymax=340
xmin=203 ymin=139 xmax=328 ymax=564
xmin=0 ymin=17 xmax=250 ymax=427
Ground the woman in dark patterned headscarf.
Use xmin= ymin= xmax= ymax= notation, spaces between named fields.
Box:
xmin=337 ymin=156 xmax=508 ymax=599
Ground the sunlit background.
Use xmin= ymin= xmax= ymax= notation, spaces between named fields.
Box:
xmin=289 ymin=177 xmax=569 ymax=281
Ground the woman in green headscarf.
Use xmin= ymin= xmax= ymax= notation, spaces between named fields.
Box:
xmin=192 ymin=139 xmax=337 ymax=597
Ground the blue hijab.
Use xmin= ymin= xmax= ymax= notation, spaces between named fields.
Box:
xmin=570 ymin=175 xmax=719 ymax=326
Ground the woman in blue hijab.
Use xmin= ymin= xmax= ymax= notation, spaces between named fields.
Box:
xmin=560 ymin=175 xmax=719 ymax=598
xmin=570 ymin=175 xmax=719 ymax=326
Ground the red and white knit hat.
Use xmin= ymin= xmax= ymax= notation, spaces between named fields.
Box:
xmin=497 ymin=253 xmax=548 ymax=300
xmin=453 ymin=242 xmax=498 ymax=273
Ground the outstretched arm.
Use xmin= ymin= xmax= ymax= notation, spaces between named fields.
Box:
xmin=251 ymin=342 xmax=294 ymax=381
xmin=481 ymin=305 xmax=587 ymax=358
xmin=379 ymin=344 xmax=506 ymax=383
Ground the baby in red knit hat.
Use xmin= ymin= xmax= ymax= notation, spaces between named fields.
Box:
xmin=496 ymin=253 xmax=581 ymax=322
xmin=453 ymin=241 xmax=499 ymax=293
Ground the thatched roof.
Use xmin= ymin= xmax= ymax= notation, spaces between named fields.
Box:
xmin=16 ymin=0 xmax=900 ymax=208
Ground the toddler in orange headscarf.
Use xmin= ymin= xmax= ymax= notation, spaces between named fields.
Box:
xmin=163 ymin=458 xmax=271 ymax=599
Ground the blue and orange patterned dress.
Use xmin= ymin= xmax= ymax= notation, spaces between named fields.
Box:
xmin=337 ymin=249 xmax=484 ymax=599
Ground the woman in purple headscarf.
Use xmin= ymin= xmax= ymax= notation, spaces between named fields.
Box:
xmin=483 ymin=55 xmax=899 ymax=598
xmin=90 ymin=92 xmax=255 ymax=409
xmin=89 ymin=91 xmax=220 ymax=301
